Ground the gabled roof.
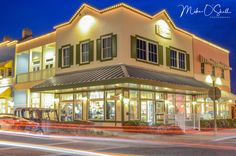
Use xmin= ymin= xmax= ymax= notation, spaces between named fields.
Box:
xmin=31 ymin=64 xmax=210 ymax=92
xmin=54 ymin=3 xmax=229 ymax=53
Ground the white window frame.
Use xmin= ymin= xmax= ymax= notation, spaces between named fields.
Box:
xmin=136 ymin=37 xmax=158 ymax=64
xmin=101 ymin=35 xmax=112 ymax=60
xmin=80 ymin=41 xmax=90 ymax=64
xmin=62 ymin=46 xmax=70 ymax=68
xmin=170 ymin=48 xmax=187 ymax=70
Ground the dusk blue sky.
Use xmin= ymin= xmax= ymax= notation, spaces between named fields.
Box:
xmin=0 ymin=0 xmax=235 ymax=93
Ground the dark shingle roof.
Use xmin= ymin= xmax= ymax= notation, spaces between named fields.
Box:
xmin=31 ymin=65 xmax=210 ymax=92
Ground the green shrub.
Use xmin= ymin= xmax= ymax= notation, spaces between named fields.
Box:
xmin=123 ymin=120 xmax=149 ymax=126
xmin=201 ymin=119 xmax=236 ymax=128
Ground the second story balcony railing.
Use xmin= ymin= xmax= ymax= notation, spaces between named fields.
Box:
xmin=16 ymin=68 xmax=55 ymax=83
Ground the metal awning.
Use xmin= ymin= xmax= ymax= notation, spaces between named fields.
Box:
xmin=31 ymin=65 xmax=210 ymax=92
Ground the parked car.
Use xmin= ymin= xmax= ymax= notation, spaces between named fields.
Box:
xmin=0 ymin=114 xmax=43 ymax=133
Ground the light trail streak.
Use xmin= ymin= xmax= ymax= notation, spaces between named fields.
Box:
xmin=0 ymin=141 xmax=110 ymax=156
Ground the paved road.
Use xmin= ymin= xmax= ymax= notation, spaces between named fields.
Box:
xmin=0 ymin=130 xmax=236 ymax=156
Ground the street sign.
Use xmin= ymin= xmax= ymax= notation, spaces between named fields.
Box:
xmin=208 ymin=87 xmax=221 ymax=100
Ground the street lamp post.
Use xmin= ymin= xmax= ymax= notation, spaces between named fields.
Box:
xmin=212 ymin=80 xmax=217 ymax=133
xmin=206 ymin=75 xmax=222 ymax=134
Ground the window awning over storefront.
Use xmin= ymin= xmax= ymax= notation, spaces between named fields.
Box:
xmin=31 ymin=65 xmax=210 ymax=92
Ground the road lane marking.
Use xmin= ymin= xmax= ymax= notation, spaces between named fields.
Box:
xmin=0 ymin=141 xmax=110 ymax=156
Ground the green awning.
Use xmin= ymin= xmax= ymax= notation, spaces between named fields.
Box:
xmin=31 ymin=65 xmax=210 ymax=92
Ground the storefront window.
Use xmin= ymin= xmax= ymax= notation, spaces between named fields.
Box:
xmin=0 ymin=99 xmax=6 ymax=113
xmin=75 ymin=103 xmax=83 ymax=120
xmin=74 ymin=93 xmax=83 ymax=120
xmin=156 ymin=93 xmax=165 ymax=100
xmin=31 ymin=93 xmax=40 ymax=108
xmin=166 ymin=94 xmax=175 ymax=120
xmin=141 ymin=91 xmax=153 ymax=99
xmin=89 ymin=101 xmax=104 ymax=120
xmin=176 ymin=95 xmax=185 ymax=114
xmin=130 ymin=90 xmax=138 ymax=99
xmin=60 ymin=94 xmax=73 ymax=122
xmin=129 ymin=100 xmax=138 ymax=120
xmin=106 ymin=90 xmax=115 ymax=99
xmin=41 ymin=93 xmax=54 ymax=108
xmin=106 ymin=100 xmax=115 ymax=120
xmin=90 ymin=91 xmax=104 ymax=99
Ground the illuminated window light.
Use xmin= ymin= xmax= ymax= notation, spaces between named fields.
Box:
xmin=79 ymin=15 xmax=95 ymax=33
xmin=205 ymin=75 xmax=213 ymax=84
xmin=215 ymin=77 xmax=222 ymax=86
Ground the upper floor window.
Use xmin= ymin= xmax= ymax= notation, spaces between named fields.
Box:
xmin=102 ymin=35 xmax=112 ymax=60
xmin=32 ymin=61 xmax=40 ymax=72
xmin=178 ymin=52 xmax=186 ymax=70
xmin=137 ymin=38 xmax=146 ymax=60
xmin=62 ymin=46 xmax=70 ymax=67
xmin=170 ymin=49 xmax=186 ymax=70
xmin=221 ymin=69 xmax=224 ymax=79
xmin=7 ymin=68 xmax=12 ymax=77
xmin=136 ymin=38 xmax=158 ymax=64
xmin=201 ymin=63 xmax=205 ymax=74
xmin=211 ymin=66 xmax=215 ymax=77
xmin=170 ymin=50 xmax=177 ymax=68
xmin=45 ymin=58 xmax=54 ymax=69
xmin=80 ymin=41 xmax=90 ymax=64
xmin=0 ymin=69 xmax=4 ymax=78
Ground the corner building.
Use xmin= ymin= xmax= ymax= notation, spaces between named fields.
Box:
xmin=14 ymin=3 xmax=235 ymax=125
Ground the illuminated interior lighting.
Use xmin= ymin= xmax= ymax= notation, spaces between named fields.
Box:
xmin=79 ymin=15 xmax=95 ymax=33
xmin=205 ymin=75 xmax=213 ymax=84
xmin=123 ymin=98 xmax=130 ymax=104
xmin=215 ymin=77 xmax=222 ymax=86
xmin=156 ymin=19 xmax=171 ymax=38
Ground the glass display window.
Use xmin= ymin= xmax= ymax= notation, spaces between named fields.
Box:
xmin=42 ymin=93 xmax=54 ymax=108
xmin=106 ymin=90 xmax=115 ymax=99
xmin=156 ymin=93 xmax=165 ymax=100
xmin=89 ymin=101 xmax=104 ymax=120
xmin=60 ymin=103 xmax=73 ymax=122
xmin=75 ymin=102 xmax=83 ymax=120
xmin=129 ymin=90 xmax=138 ymax=99
xmin=31 ymin=93 xmax=40 ymax=108
xmin=60 ymin=94 xmax=73 ymax=101
xmin=129 ymin=100 xmax=138 ymax=120
xmin=89 ymin=91 xmax=104 ymax=99
xmin=140 ymin=91 xmax=153 ymax=99
xmin=106 ymin=100 xmax=115 ymax=120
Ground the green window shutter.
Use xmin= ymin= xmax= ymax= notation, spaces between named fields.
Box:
xmin=76 ymin=44 xmax=80 ymax=64
xmin=70 ymin=45 xmax=74 ymax=66
xmin=96 ymin=39 xmax=101 ymax=61
xmin=158 ymin=45 xmax=163 ymax=65
xmin=89 ymin=40 xmax=94 ymax=62
xmin=186 ymin=53 xmax=190 ymax=71
xmin=112 ymin=34 xmax=117 ymax=57
xmin=130 ymin=36 xmax=136 ymax=58
xmin=166 ymin=47 xmax=170 ymax=66
xmin=58 ymin=48 xmax=62 ymax=68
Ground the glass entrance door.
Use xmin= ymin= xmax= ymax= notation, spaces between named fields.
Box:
xmin=141 ymin=101 xmax=155 ymax=124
